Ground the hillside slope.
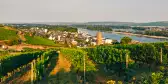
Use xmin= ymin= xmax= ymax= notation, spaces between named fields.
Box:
xmin=82 ymin=21 xmax=168 ymax=26
xmin=24 ymin=35 xmax=58 ymax=46
xmin=0 ymin=27 xmax=18 ymax=40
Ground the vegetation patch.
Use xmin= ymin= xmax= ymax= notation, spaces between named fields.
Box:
xmin=25 ymin=35 xmax=57 ymax=46
xmin=0 ymin=27 xmax=18 ymax=40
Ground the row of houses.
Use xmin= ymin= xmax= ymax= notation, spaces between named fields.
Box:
xmin=20 ymin=27 xmax=115 ymax=47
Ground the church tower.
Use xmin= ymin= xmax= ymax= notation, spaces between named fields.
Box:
xmin=96 ymin=32 xmax=102 ymax=45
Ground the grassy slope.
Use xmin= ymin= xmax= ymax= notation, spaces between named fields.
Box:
xmin=0 ymin=27 xmax=18 ymax=40
xmin=25 ymin=35 xmax=58 ymax=46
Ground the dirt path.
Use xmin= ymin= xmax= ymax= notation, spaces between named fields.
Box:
xmin=50 ymin=54 xmax=71 ymax=75
xmin=6 ymin=70 xmax=31 ymax=84
xmin=38 ymin=54 xmax=72 ymax=84
xmin=8 ymin=44 xmax=45 ymax=51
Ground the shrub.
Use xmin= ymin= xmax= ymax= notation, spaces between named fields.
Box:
xmin=151 ymin=72 xmax=164 ymax=84
xmin=120 ymin=37 xmax=132 ymax=44
xmin=5 ymin=38 xmax=20 ymax=46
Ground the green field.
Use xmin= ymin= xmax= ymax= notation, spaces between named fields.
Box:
xmin=25 ymin=35 xmax=58 ymax=46
xmin=0 ymin=27 xmax=18 ymax=40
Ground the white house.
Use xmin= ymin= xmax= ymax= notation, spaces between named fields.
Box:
xmin=91 ymin=42 xmax=96 ymax=46
xmin=104 ymin=39 xmax=113 ymax=44
xmin=86 ymin=38 xmax=89 ymax=42
xmin=48 ymin=35 xmax=55 ymax=40
xmin=44 ymin=29 xmax=48 ymax=33
xmin=58 ymin=35 xmax=61 ymax=41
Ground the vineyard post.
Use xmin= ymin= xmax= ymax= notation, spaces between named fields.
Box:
xmin=83 ymin=54 xmax=86 ymax=84
xmin=31 ymin=60 xmax=34 ymax=84
xmin=126 ymin=53 xmax=129 ymax=69
xmin=160 ymin=48 xmax=163 ymax=64
xmin=34 ymin=60 xmax=37 ymax=81
xmin=31 ymin=60 xmax=36 ymax=84
xmin=0 ymin=60 xmax=1 ymax=82
xmin=0 ymin=60 xmax=1 ymax=74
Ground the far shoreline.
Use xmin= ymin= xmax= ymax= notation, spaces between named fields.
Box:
xmin=113 ymin=31 xmax=168 ymax=40
xmin=77 ymin=28 xmax=168 ymax=42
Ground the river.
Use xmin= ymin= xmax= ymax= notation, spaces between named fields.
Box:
xmin=78 ymin=28 xmax=168 ymax=42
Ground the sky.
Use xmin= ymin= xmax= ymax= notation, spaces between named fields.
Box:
xmin=0 ymin=0 xmax=168 ymax=23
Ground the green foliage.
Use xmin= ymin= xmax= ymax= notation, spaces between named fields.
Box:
xmin=0 ymin=50 xmax=58 ymax=82
xmin=149 ymin=71 xmax=168 ymax=84
xmin=13 ymin=25 xmax=77 ymax=32
xmin=132 ymin=27 xmax=146 ymax=30
xmin=159 ymin=66 xmax=165 ymax=72
xmin=0 ymin=51 xmax=44 ymax=76
xmin=25 ymin=35 xmax=56 ymax=46
xmin=5 ymin=38 xmax=20 ymax=46
xmin=151 ymin=72 xmax=164 ymax=84
xmin=139 ymin=72 xmax=164 ymax=84
xmin=152 ymin=42 xmax=168 ymax=64
xmin=22 ymin=47 xmax=40 ymax=52
xmin=35 ymin=50 xmax=58 ymax=81
xmin=145 ymin=30 xmax=168 ymax=37
xmin=0 ymin=51 xmax=9 ymax=56
xmin=86 ymin=46 xmax=129 ymax=71
xmin=60 ymin=48 xmax=96 ymax=72
xmin=120 ymin=36 xmax=132 ymax=44
xmin=0 ymin=28 xmax=18 ymax=40
xmin=86 ymin=25 xmax=113 ymax=31
xmin=113 ymin=43 xmax=163 ymax=64
xmin=47 ymin=26 xmax=77 ymax=32
xmin=165 ymin=78 xmax=168 ymax=84
xmin=53 ymin=27 xmax=77 ymax=32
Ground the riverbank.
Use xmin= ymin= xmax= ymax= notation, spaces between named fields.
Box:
xmin=78 ymin=28 xmax=166 ymax=42
xmin=114 ymin=32 xmax=168 ymax=40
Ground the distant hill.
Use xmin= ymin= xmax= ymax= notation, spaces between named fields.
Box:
xmin=134 ymin=21 xmax=168 ymax=26
xmin=85 ymin=21 xmax=168 ymax=26
xmin=85 ymin=22 xmax=135 ymax=26
xmin=3 ymin=21 xmax=168 ymax=26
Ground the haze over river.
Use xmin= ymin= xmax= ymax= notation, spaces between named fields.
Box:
xmin=78 ymin=28 xmax=168 ymax=42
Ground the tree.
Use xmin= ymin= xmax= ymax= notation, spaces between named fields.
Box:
xmin=5 ymin=38 xmax=20 ymax=46
xmin=120 ymin=37 xmax=132 ymax=44
xmin=112 ymin=40 xmax=120 ymax=44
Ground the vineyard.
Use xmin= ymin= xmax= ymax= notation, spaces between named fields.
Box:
xmin=0 ymin=42 xmax=168 ymax=84
xmin=39 ymin=48 xmax=97 ymax=84
xmin=0 ymin=49 xmax=58 ymax=83
xmin=85 ymin=42 xmax=168 ymax=83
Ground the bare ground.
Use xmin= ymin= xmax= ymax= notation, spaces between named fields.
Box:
xmin=50 ymin=54 xmax=71 ymax=75
xmin=8 ymin=44 xmax=45 ymax=51
xmin=5 ymin=70 xmax=31 ymax=84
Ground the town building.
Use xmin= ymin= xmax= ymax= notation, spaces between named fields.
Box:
xmin=104 ymin=39 xmax=113 ymax=44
